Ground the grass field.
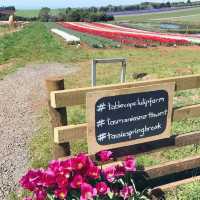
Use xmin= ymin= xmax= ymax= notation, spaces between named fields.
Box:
xmin=115 ymin=7 xmax=200 ymax=22
xmin=15 ymin=9 xmax=63 ymax=17
xmin=1 ymin=22 xmax=200 ymax=199
xmin=15 ymin=9 xmax=39 ymax=17
xmin=115 ymin=6 xmax=200 ymax=34
xmin=0 ymin=25 xmax=9 ymax=34
xmin=0 ymin=22 xmax=88 ymax=79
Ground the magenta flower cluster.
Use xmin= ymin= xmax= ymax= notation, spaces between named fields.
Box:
xmin=20 ymin=150 xmax=142 ymax=200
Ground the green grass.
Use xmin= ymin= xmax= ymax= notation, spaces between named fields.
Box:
xmin=15 ymin=9 xmax=63 ymax=18
xmin=29 ymin=108 xmax=53 ymax=168
xmin=15 ymin=9 xmax=39 ymax=17
xmin=0 ymin=22 xmax=88 ymax=79
xmin=166 ymin=181 xmax=200 ymax=200
xmin=0 ymin=25 xmax=15 ymax=36
xmin=0 ymin=25 xmax=9 ymax=32
xmin=0 ymin=22 xmax=86 ymax=64
xmin=115 ymin=7 xmax=200 ymax=22
xmin=153 ymin=13 xmax=200 ymax=23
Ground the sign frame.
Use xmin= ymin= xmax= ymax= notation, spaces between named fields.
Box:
xmin=86 ymin=82 xmax=175 ymax=154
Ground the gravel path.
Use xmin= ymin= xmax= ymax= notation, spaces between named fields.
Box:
xmin=0 ymin=63 xmax=76 ymax=199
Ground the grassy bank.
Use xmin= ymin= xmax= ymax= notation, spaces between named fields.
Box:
xmin=0 ymin=22 xmax=87 ymax=79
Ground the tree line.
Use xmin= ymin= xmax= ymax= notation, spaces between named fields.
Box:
xmin=38 ymin=7 xmax=114 ymax=22
xmin=98 ymin=1 xmax=197 ymax=13
xmin=0 ymin=6 xmax=114 ymax=22
xmin=1 ymin=1 xmax=200 ymax=22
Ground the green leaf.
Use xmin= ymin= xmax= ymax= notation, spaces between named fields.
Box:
xmin=108 ymin=191 xmax=114 ymax=199
xmin=47 ymin=193 xmax=55 ymax=200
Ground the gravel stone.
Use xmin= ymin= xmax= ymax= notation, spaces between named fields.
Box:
xmin=0 ymin=63 xmax=76 ymax=199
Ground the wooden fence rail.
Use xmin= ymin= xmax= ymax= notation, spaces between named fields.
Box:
xmin=54 ymin=104 xmax=200 ymax=144
xmin=51 ymin=74 xmax=200 ymax=108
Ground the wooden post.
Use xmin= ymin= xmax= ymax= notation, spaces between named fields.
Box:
xmin=46 ymin=76 xmax=71 ymax=159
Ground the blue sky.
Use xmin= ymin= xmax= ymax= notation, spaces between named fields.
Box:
xmin=0 ymin=0 xmax=193 ymax=9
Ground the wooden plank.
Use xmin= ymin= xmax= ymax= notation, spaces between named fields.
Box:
xmin=173 ymin=104 xmax=200 ymax=121
xmin=51 ymin=74 xmax=200 ymax=108
xmin=145 ymin=155 xmax=200 ymax=179
xmin=54 ymin=124 xmax=86 ymax=143
xmin=154 ymin=175 xmax=200 ymax=191
xmin=54 ymin=126 xmax=200 ymax=157
xmin=46 ymin=77 xmax=70 ymax=159
xmin=105 ymin=156 xmax=200 ymax=192
xmin=54 ymin=123 xmax=87 ymax=143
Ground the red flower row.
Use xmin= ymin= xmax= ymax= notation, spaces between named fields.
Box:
xmin=59 ymin=22 xmax=189 ymax=45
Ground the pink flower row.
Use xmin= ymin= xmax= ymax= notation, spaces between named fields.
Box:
xmin=20 ymin=151 xmax=138 ymax=200
xmin=59 ymin=22 xmax=189 ymax=45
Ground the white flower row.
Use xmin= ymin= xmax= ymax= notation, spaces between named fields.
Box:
xmin=51 ymin=28 xmax=80 ymax=43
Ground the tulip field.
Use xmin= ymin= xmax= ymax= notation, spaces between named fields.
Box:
xmin=59 ymin=22 xmax=200 ymax=47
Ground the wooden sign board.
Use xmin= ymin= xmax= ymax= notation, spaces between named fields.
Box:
xmin=86 ymin=82 xmax=175 ymax=154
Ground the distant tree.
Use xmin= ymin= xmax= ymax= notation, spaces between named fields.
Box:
xmin=66 ymin=10 xmax=81 ymax=22
xmin=38 ymin=7 xmax=51 ymax=22
xmin=3 ymin=6 xmax=15 ymax=11
xmin=99 ymin=6 xmax=108 ymax=12
xmin=89 ymin=7 xmax=98 ymax=12
xmin=166 ymin=2 xmax=171 ymax=7
xmin=187 ymin=0 xmax=192 ymax=5
xmin=88 ymin=12 xmax=99 ymax=22
xmin=57 ymin=11 xmax=67 ymax=21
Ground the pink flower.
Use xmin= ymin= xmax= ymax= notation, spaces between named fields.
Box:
xmin=57 ymin=168 xmax=71 ymax=179
xmin=123 ymin=156 xmax=136 ymax=172
xmin=54 ymin=188 xmax=68 ymax=199
xmin=97 ymin=150 xmax=112 ymax=162
xmin=120 ymin=186 xmax=134 ymax=199
xmin=48 ymin=160 xmax=61 ymax=173
xmin=103 ymin=166 xmax=116 ymax=182
xmin=72 ymin=153 xmax=88 ymax=170
xmin=56 ymin=174 xmax=68 ymax=188
xmin=19 ymin=169 xmax=43 ymax=191
xmin=42 ymin=169 xmax=56 ymax=187
xmin=115 ymin=165 xmax=125 ymax=177
xmin=35 ymin=188 xmax=47 ymax=200
xmin=96 ymin=182 xmax=110 ymax=195
xmin=61 ymin=159 xmax=73 ymax=171
xmin=86 ymin=156 xmax=96 ymax=168
xmin=80 ymin=183 xmax=97 ymax=200
xmin=49 ymin=159 xmax=71 ymax=178
xmin=70 ymin=174 xmax=84 ymax=189
xmin=87 ymin=165 xmax=100 ymax=179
